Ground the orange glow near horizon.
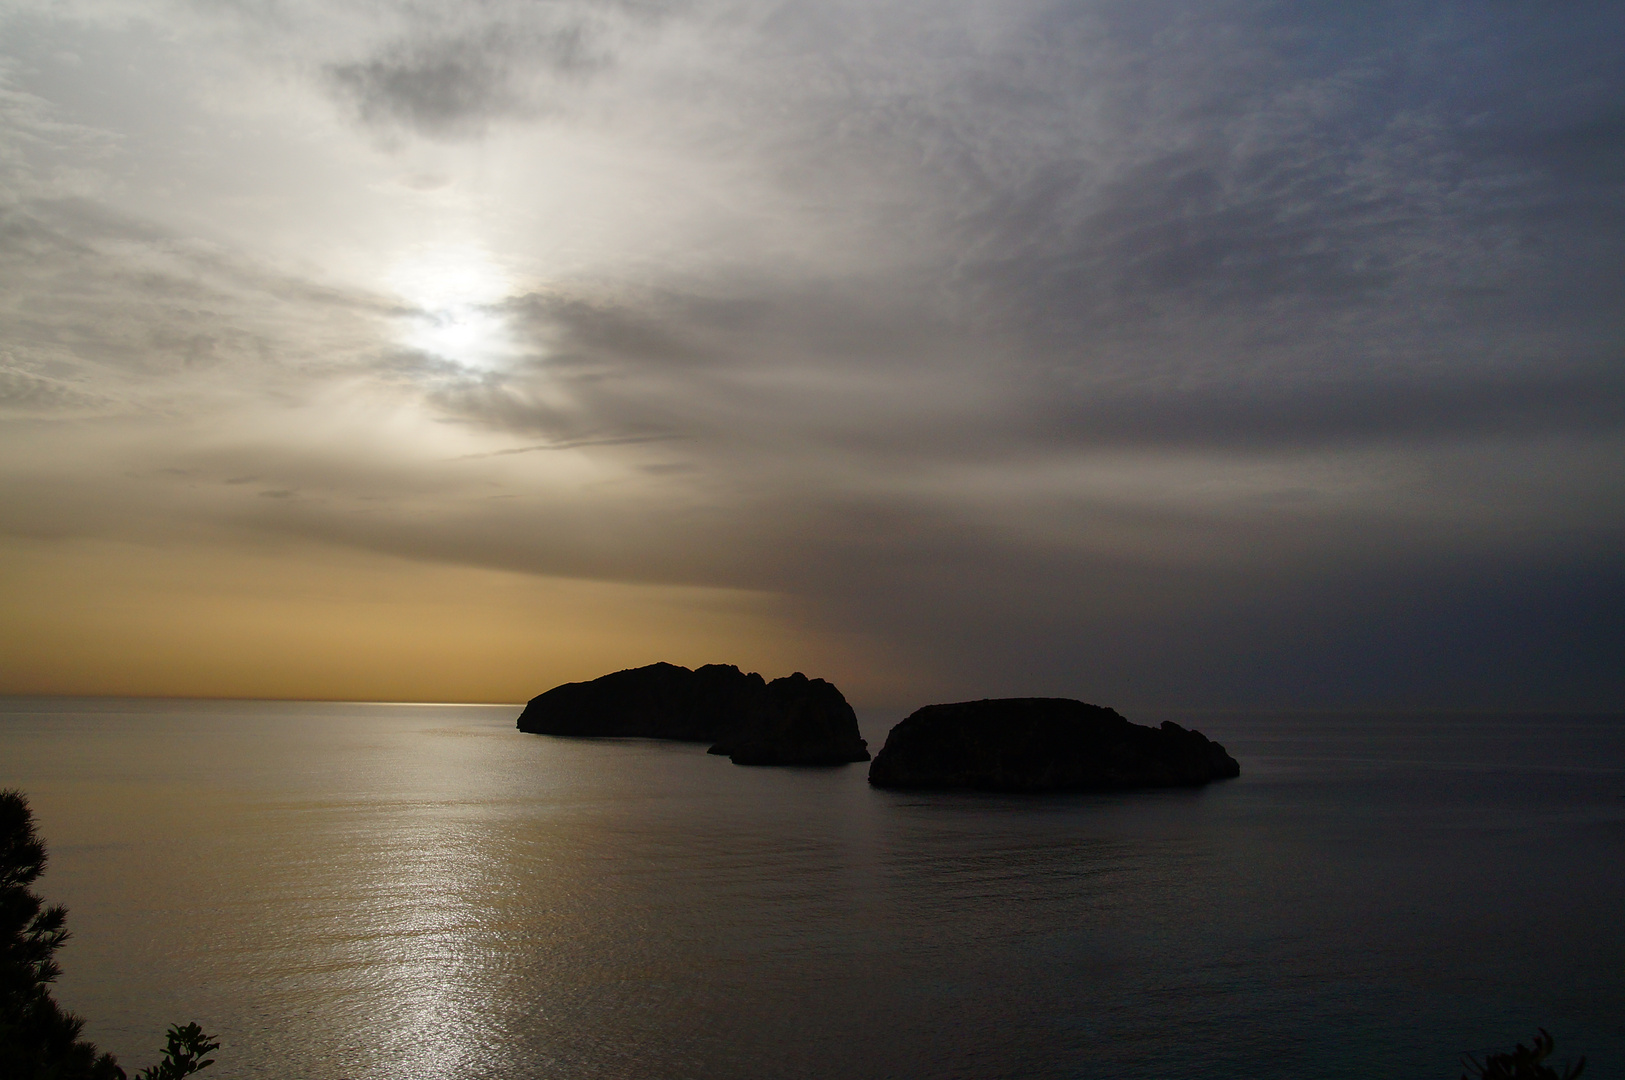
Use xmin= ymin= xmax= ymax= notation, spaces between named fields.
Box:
xmin=0 ymin=536 xmax=905 ymax=706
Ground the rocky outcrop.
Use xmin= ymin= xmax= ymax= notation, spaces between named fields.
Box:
xmin=517 ymin=662 xmax=870 ymax=766
xmin=867 ymin=698 xmax=1239 ymax=791
xmin=517 ymin=662 xmax=765 ymax=741
xmin=707 ymin=672 xmax=872 ymax=766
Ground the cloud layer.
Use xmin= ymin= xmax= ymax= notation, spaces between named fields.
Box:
xmin=1 ymin=0 xmax=1621 ymax=707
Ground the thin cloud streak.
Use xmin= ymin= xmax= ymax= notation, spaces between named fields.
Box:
xmin=449 ymin=434 xmax=682 ymax=459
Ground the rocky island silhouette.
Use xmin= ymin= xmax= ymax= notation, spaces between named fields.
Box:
xmin=516 ymin=662 xmax=871 ymax=766
xmin=518 ymin=664 xmax=1240 ymax=789
xmin=868 ymin=697 xmax=1241 ymax=792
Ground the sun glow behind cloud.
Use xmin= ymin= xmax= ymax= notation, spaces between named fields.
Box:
xmin=388 ymin=246 xmax=523 ymax=372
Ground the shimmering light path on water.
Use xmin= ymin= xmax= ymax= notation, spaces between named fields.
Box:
xmin=2 ymin=700 xmax=1621 ymax=1079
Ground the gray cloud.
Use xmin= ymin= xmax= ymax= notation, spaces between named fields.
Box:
xmin=325 ymin=24 xmax=604 ymax=137
xmin=0 ymin=364 xmax=108 ymax=412
xmin=0 ymin=196 xmax=410 ymax=412
xmin=309 ymin=0 xmax=691 ymax=139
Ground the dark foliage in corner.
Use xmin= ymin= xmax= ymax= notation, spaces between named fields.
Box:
xmin=0 ymin=788 xmax=122 ymax=1079
xmin=1463 ymin=1029 xmax=1586 ymax=1080
xmin=131 ymin=1024 xmax=219 ymax=1080
xmin=1 ymin=789 xmax=217 ymax=1080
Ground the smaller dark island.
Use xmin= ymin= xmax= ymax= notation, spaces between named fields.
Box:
xmin=517 ymin=662 xmax=870 ymax=766
xmin=867 ymin=698 xmax=1239 ymax=792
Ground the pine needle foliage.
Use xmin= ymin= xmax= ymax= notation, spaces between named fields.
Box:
xmin=1 ymin=789 xmax=218 ymax=1080
xmin=1462 ymin=1029 xmax=1586 ymax=1080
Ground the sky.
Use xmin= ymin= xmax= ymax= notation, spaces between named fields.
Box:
xmin=0 ymin=0 xmax=1621 ymax=709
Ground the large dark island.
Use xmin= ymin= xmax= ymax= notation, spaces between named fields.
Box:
xmin=867 ymin=697 xmax=1239 ymax=791
xmin=517 ymin=662 xmax=871 ymax=766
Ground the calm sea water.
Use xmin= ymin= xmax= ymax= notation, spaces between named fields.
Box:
xmin=1 ymin=698 xmax=1620 ymax=1080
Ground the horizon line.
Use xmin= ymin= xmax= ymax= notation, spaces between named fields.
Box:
xmin=0 ymin=693 xmax=1621 ymax=718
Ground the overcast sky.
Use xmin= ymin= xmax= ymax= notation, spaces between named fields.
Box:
xmin=1 ymin=0 xmax=1621 ymax=709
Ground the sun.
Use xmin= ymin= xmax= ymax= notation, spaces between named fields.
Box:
xmin=386 ymin=246 xmax=520 ymax=372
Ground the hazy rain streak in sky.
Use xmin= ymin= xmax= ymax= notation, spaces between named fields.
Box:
xmin=0 ymin=0 xmax=1621 ymax=707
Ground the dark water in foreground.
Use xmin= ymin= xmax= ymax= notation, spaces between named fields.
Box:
xmin=1 ymin=700 xmax=1621 ymax=1080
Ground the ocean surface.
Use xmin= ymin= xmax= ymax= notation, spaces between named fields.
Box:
xmin=1 ymin=698 xmax=1621 ymax=1080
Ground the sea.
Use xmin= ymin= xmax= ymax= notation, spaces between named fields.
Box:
xmin=1 ymin=698 xmax=1621 ymax=1080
